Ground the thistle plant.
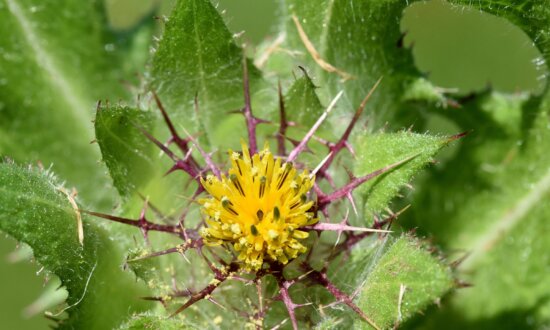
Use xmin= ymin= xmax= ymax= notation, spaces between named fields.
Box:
xmin=1 ymin=0 xmax=549 ymax=329
xmin=86 ymin=58 xmax=438 ymax=329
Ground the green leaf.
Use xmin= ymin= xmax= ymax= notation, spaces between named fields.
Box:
xmin=276 ymin=0 xmax=549 ymax=128
xmin=277 ymin=0 xmax=419 ymax=126
xmin=95 ymin=105 xmax=157 ymax=199
xmin=150 ymin=0 xmax=268 ymax=146
xmin=314 ymin=317 xmax=344 ymax=330
xmin=406 ymin=94 xmax=550 ymax=327
xmin=355 ymin=236 xmax=453 ymax=329
xmin=118 ymin=312 xmax=195 ymax=330
xmin=0 ymin=0 xmax=151 ymax=207
xmin=327 ymin=235 xmax=454 ymax=329
xmin=338 ymin=2 xmax=550 ymax=324
xmin=354 ymin=132 xmax=454 ymax=218
xmin=0 ymin=162 xmax=151 ymax=328
xmin=125 ymin=248 xmax=163 ymax=284
xmin=283 ymin=70 xmax=324 ymax=126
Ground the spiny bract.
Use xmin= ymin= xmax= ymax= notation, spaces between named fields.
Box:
xmin=199 ymin=141 xmax=317 ymax=271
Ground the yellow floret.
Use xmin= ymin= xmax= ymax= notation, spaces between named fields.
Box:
xmin=199 ymin=141 xmax=317 ymax=271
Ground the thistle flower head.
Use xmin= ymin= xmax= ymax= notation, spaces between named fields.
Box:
xmin=199 ymin=141 xmax=317 ymax=271
xmin=89 ymin=69 xmax=391 ymax=329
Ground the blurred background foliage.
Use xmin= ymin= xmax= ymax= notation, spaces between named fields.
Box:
xmin=0 ymin=0 xmax=546 ymax=328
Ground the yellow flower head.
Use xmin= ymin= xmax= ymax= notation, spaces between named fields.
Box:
xmin=199 ymin=141 xmax=317 ymax=271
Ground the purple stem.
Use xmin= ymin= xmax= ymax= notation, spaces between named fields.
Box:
xmin=277 ymin=279 xmax=299 ymax=330
xmin=152 ymin=91 xmax=192 ymax=154
xmin=170 ymin=263 xmax=239 ymax=316
xmin=82 ymin=210 xmax=192 ymax=239
xmin=183 ymin=126 xmax=221 ymax=179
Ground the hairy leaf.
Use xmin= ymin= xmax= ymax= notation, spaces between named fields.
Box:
xmin=118 ymin=312 xmax=194 ymax=330
xmin=326 ymin=235 xmax=453 ymax=329
xmin=314 ymin=317 xmax=344 ymax=330
xmin=355 ymin=236 xmax=453 ymax=329
xmin=95 ymin=105 xmax=156 ymax=199
xmin=0 ymin=162 xmax=150 ymax=329
xmin=354 ymin=132 xmax=454 ymax=218
xmin=277 ymin=0 xmax=419 ymax=126
xmin=150 ymin=0 xmax=270 ymax=147
xmin=283 ymin=70 xmax=324 ymax=126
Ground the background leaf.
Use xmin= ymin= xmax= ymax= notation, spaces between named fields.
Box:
xmin=276 ymin=0 xmax=420 ymax=127
xmin=0 ymin=0 xmax=151 ymax=207
xmin=447 ymin=0 xmax=550 ymax=71
xmin=404 ymin=95 xmax=550 ymax=328
xmin=0 ymin=162 xmax=151 ymax=329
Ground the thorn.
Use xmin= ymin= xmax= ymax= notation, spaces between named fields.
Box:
xmin=346 ymin=192 xmax=358 ymax=216
xmin=318 ymin=153 xmax=419 ymax=207
xmin=310 ymin=152 xmax=333 ymax=179
xmin=81 ymin=210 xmax=182 ymax=235
xmin=133 ymin=122 xmax=178 ymax=162
xmin=270 ymin=318 xmax=288 ymax=330
xmin=385 ymin=207 xmax=396 ymax=217
xmin=342 ymin=165 xmax=355 ymax=181
xmin=152 ymin=91 xmax=182 ymax=145
xmin=306 ymin=222 xmax=392 ymax=233
xmin=126 ymin=242 xmax=196 ymax=262
xmin=285 ymin=136 xmax=313 ymax=153
xmin=334 ymin=209 xmax=350 ymax=247
xmin=450 ymin=252 xmax=471 ymax=269
xmin=181 ymin=127 xmax=221 ymax=179
xmin=319 ymin=77 xmax=382 ymax=174
xmin=455 ymin=279 xmax=473 ymax=288
xmin=403 ymin=183 xmax=414 ymax=191
xmin=446 ymin=130 xmax=471 ymax=143
xmin=344 ymin=141 xmax=356 ymax=157
xmin=287 ymin=90 xmax=344 ymax=162
xmin=396 ymin=284 xmax=407 ymax=327
xmin=207 ymin=296 xmax=226 ymax=310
